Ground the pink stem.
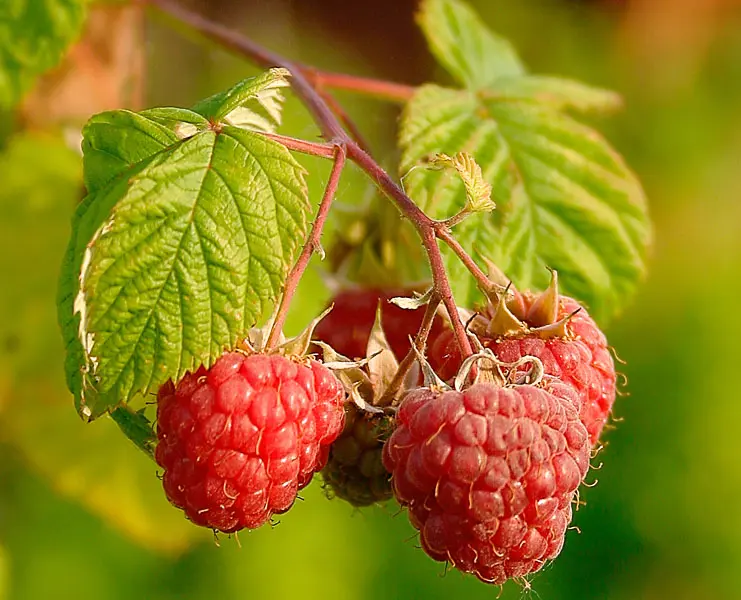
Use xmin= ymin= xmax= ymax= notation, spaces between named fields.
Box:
xmin=265 ymin=145 xmax=347 ymax=349
xmin=303 ymin=67 xmax=415 ymax=103
xmin=260 ymin=132 xmax=337 ymax=158
xmin=435 ymin=225 xmax=494 ymax=295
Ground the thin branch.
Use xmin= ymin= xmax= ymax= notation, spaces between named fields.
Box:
xmin=434 ymin=225 xmax=494 ymax=296
xmin=303 ymin=68 xmax=416 ymax=103
xmin=265 ymin=145 xmax=347 ymax=349
xmin=315 ymin=88 xmax=372 ymax=153
xmin=260 ymin=132 xmax=337 ymax=158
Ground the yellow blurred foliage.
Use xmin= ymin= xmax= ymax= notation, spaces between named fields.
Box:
xmin=0 ymin=132 xmax=205 ymax=556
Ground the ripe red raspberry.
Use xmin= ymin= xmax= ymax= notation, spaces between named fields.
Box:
xmin=429 ymin=294 xmax=616 ymax=446
xmin=155 ymin=352 xmax=346 ymax=532
xmin=314 ymin=288 xmax=445 ymax=361
xmin=383 ymin=381 xmax=590 ymax=584
xmin=322 ymin=406 xmax=394 ymax=507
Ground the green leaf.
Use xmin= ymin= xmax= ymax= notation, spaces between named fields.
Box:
xmin=399 ymin=84 xmax=651 ymax=322
xmin=0 ymin=0 xmax=86 ymax=108
xmin=428 ymin=151 xmax=495 ymax=215
xmin=416 ymin=0 xmax=525 ymax=89
xmin=59 ymin=73 xmax=309 ymax=420
xmin=485 ymin=75 xmax=623 ymax=114
xmin=191 ymin=67 xmax=291 ymax=130
xmin=74 ymin=128 xmax=308 ymax=419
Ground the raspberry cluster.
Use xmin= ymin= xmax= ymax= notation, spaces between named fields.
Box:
xmin=155 ymin=352 xmax=345 ymax=532
xmin=153 ymin=281 xmax=619 ymax=589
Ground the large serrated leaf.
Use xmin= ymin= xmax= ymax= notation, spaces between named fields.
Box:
xmin=0 ymin=0 xmax=86 ymax=108
xmin=73 ymin=128 xmax=308 ymax=418
xmin=59 ymin=106 xmax=208 ymax=414
xmin=485 ymin=75 xmax=623 ymax=115
xmin=59 ymin=72 xmax=307 ymax=419
xmin=399 ymin=85 xmax=651 ymax=322
xmin=416 ymin=0 xmax=525 ymax=89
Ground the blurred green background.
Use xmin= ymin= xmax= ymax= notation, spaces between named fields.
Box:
xmin=2 ymin=0 xmax=741 ymax=598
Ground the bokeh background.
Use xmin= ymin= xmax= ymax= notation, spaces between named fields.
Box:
xmin=2 ymin=0 xmax=741 ymax=598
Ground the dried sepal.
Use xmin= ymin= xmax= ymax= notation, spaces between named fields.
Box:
xmin=473 ymin=265 xmax=586 ymax=341
xmin=486 ymin=292 xmax=528 ymax=337
xmin=349 ymin=383 xmax=385 ymax=415
xmin=410 ymin=341 xmax=451 ymax=392
xmin=279 ymin=305 xmax=334 ymax=357
xmin=366 ymin=304 xmax=400 ymax=399
xmin=526 ymin=268 xmax=559 ymax=327
xmin=314 ymin=341 xmax=375 ymax=402
xmin=530 ymin=307 xmax=581 ymax=339
xmin=389 ymin=287 xmax=434 ymax=310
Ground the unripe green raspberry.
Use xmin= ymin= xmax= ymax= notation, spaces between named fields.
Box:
xmin=322 ymin=405 xmax=395 ymax=507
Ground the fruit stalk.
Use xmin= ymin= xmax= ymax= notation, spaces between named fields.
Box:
xmin=434 ymin=224 xmax=495 ymax=296
xmin=259 ymin=133 xmax=337 ymax=158
xmin=379 ymin=291 xmax=442 ymax=405
xmin=266 ymin=144 xmax=347 ymax=350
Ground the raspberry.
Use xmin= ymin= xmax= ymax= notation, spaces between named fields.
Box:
xmin=155 ymin=351 xmax=346 ymax=532
xmin=429 ymin=290 xmax=616 ymax=446
xmin=382 ymin=381 xmax=590 ymax=584
xmin=322 ymin=406 xmax=394 ymax=507
xmin=314 ymin=288 xmax=445 ymax=361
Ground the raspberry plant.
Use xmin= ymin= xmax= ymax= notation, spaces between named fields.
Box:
xmin=6 ymin=0 xmax=652 ymax=589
